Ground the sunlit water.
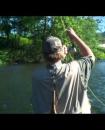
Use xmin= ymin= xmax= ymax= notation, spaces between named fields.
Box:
xmin=0 ymin=61 xmax=105 ymax=113
xmin=89 ymin=60 xmax=105 ymax=113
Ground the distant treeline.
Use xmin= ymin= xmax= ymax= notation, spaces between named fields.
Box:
xmin=0 ymin=16 xmax=105 ymax=65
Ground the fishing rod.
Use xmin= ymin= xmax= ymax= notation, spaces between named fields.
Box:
xmin=60 ymin=16 xmax=105 ymax=109
xmin=50 ymin=17 xmax=105 ymax=114
xmin=50 ymin=17 xmax=77 ymax=114
xmin=88 ymin=86 xmax=105 ymax=107
xmin=60 ymin=16 xmax=77 ymax=56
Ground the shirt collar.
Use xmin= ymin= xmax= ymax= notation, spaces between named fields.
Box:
xmin=53 ymin=60 xmax=62 ymax=70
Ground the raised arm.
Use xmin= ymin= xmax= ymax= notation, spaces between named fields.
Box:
xmin=66 ymin=28 xmax=95 ymax=62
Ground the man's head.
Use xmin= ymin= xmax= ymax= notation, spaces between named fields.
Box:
xmin=43 ymin=36 xmax=67 ymax=63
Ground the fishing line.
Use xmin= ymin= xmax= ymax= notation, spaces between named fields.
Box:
xmin=88 ymin=86 xmax=105 ymax=107
xmin=60 ymin=16 xmax=105 ymax=108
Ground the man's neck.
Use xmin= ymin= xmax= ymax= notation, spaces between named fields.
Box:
xmin=46 ymin=60 xmax=62 ymax=70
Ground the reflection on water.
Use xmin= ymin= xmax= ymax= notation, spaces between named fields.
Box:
xmin=0 ymin=60 xmax=105 ymax=113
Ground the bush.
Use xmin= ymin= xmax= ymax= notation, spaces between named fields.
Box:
xmin=19 ymin=37 xmax=32 ymax=46
xmin=93 ymin=48 xmax=105 ymax=60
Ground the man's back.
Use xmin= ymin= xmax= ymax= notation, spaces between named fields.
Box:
xmin=32 ymin=56 xmax=93 ymax=114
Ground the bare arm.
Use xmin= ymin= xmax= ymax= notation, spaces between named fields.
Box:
xmin=67 ymin=28 xmax=95 ymax=62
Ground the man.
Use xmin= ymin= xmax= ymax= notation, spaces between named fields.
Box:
xmin=32 ymin=28 xmax=95 ymax=114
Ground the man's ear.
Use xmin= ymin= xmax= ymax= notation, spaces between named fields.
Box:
xmin=63 ymin=45 xmax=68 ymax=55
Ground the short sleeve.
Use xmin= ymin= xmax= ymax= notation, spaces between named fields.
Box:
xmin=77 ymin=56 xmax=95 ymax=89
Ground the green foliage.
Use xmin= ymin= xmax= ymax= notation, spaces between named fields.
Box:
xmin=93 ymin=47 xmax=105 ymax=60
xmin=0 ymin=50 xmax=10 ymax=65
xmin=19 ymin=37 xmax=32 ymax=46
xmin=0 ymin=16 xmax=105 ymax=65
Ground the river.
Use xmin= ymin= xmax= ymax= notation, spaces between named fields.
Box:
xmin=89 ymin=60 xmax=105 ymax=113
xmin=0 ymin=61 xmax=105 ymax=113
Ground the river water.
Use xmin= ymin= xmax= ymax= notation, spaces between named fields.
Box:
xmin=88 ymin=60 xmax=105 ymax=113
xmin=0 ymin=61 xmax=105 ymax=113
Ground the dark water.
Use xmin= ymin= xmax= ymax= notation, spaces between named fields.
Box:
xmin=0 ymin=61 xmax=105 ymax=113
xmin=0 ymin=64 xmax=37 ymax=113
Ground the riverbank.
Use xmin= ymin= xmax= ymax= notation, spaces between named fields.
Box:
xmin=0 ymin=46 xmax=105 ymax=65
xmin=0 ymin=49 xmax=44 ymax=65
xmin=93 ymin=46 xmax=105 ymax=60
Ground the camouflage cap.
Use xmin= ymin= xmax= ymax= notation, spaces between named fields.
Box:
xmin=43 ymin=36 xmax=62 ymax=54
